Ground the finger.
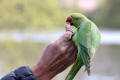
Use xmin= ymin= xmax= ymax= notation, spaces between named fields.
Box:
xmin=55 ymin=31 xmax=74 ymax=46
xmin=67 ymin=42 xmax=77 ymax=59
xmin=73 ymin=49 xmax=78 ymax=60
xmin=65 ymin=22 xmax=71 ymax=31
xmin=66 ymin=49 xmax=77 ymax=65
xmin=67 ymin=41 xmax=77 ymax=52
xmin=61 ymin=31 xmax=73 ymax=42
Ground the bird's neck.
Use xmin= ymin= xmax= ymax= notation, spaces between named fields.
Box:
xmin=78 ymin=19 xmax=86 ymax=28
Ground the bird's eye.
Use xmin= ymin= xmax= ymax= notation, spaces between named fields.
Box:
xmin=75 ymin=18 xmax=79 ymax=20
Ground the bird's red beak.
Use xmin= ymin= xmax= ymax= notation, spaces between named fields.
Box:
xmin=66 ymin=16 xmax=72 ymax=23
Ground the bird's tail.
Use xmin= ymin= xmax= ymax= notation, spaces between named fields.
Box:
xmin=65 ymin=59 xmax=83 ymax=80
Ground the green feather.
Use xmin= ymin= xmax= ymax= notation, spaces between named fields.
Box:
xmin=65 ymin=58 xmax=83 ymax=80
xmin=65 ymin=13 xmax=101 ymax=80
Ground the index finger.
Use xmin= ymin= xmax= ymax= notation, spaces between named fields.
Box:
xmin=59 ymin=31 xmax=73 ymax=42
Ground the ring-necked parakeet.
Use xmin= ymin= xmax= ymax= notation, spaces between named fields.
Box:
xmin=65 ymin=13 xmax=101 ymax=80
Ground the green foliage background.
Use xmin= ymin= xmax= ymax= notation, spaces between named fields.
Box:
xmin=0 ymin=0 xmax=72 ymax=30
xmin=0 ymin=0 xmax=120 ymax=30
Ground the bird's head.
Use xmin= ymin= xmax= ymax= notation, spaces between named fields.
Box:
xmin=66 ymin=13 xmax=85 ymax=28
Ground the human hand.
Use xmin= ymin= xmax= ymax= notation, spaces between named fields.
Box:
xmin=31 ymin=31 xmax=77 ymax=80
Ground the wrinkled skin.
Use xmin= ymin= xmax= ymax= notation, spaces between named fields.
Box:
xmin=31 ymin=31 xmax=77 ymax=80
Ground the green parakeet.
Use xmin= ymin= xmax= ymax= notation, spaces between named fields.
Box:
xmin=65 ymin=13 xmax=101 ymax=80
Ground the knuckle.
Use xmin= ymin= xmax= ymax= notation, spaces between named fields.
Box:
xmin=64 ymin=32 xmax=72 ymax=40
xmin=48 ymin=42 xmax=54 ymax=47
xmin=51 ymin=42 xmax=59 ymax=49
xmin=59 ymin=47 xmax=66 ymax=54
xmin=65 ymin=33 xmax=70 ymax=38
xmin=66 ymin=31 xmax=72 ymax=36
xmin=47 ymin=42 xmax=58 ymax=50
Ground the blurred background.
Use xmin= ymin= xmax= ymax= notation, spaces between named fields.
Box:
xmin=0 ymin=0 xmax=120 ymax=80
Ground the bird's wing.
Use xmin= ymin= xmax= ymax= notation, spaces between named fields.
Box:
xmin=78 ymin=21 xmax=92 ymax=75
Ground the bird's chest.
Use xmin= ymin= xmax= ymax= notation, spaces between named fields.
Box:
xmin=72 ymin=32 xmax=79 ymax=47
